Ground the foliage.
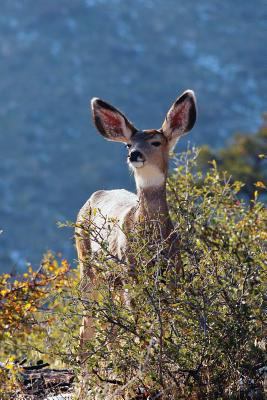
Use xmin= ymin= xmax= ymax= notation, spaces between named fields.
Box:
xmin=0 ymin=253 xmax=79 ymax=396
xmin=197 ymin=114 xmax=267 ymax=199
xmin=0 ymin=152 xmax=266 ymax=399
xmin=77 ymin=152 xmax=266 ymax=399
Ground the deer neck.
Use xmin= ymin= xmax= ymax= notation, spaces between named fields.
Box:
xmin=137 ymin=185 xmax=168 ymax=216
xmin=133 ymin=166 xmax=173 ymax=237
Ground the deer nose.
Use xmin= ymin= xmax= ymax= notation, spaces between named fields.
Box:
xmin=129 ymin=150 xmax=144 ymax=162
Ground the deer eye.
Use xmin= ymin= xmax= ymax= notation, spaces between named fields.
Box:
xmin=151 ymin=141 xmax=161 ymax=147
xmin=125 ymin=144 xmax=132 ymax=149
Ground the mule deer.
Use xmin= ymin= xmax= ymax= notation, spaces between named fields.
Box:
xmin=76 ymin=90 xmax=197 ymax=352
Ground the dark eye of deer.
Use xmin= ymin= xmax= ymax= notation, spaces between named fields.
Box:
xmin=151 ymin=141 xmax=161 ymax=147
xmin=126 ymin=144 xmax=132 ymax=149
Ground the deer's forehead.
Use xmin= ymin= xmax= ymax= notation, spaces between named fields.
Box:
xmin=131 ymin=130 xmax=165 ymax=142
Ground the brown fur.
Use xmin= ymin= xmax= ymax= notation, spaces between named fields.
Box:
xmin=75 ymin=90 xmax=197 ymax=357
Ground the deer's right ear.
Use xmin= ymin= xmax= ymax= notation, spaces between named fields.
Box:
xmin=91 ymin=98 xmax=137 ymax=142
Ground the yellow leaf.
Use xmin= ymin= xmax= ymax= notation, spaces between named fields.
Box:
xmin=208 ymin=159 xmax=217 ymax=168
xmin=24 ymin=303 xmax=32 ymax=310
xmin=254 ymin=181 xmax=266 ymax=189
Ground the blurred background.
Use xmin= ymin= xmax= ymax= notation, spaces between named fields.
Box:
xmin=0 ymin=0 xmax=266 ymax=272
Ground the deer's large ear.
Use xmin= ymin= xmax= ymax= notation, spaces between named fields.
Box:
xmin=161 ymin=90 xmax=197 ymax=149
xmin=91 ymin=98 xmax=137 ymax=142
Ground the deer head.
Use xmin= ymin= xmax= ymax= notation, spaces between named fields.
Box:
xmin=91 ymin=90 xmax=197 ymax=189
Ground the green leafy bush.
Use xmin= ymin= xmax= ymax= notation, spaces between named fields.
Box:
xmin=0 ymin=152 xmax=266 ymax=399
xmin=77 ymin=152 xmax=266 ymax=399
xmin=197 ymin=115 xmax=267 ymax=199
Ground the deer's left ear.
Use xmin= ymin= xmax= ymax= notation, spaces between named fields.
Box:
xmin=161 ymin=90 xmax=197 ymax=148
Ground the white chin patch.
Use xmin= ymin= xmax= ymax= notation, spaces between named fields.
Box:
xmin=130 ymin=160 xmax=144 ymax=169
xmin=135 ymin=164 xmax=165 ymax=188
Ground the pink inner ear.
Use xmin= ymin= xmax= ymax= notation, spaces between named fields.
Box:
xmin=101 ymin=109 xmax=122 ymax=131
xmin=170 ymin=102 xmax=188 ymax=130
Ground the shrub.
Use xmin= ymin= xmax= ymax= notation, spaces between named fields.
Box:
xmin=0 ymin=151 xmax=266 ymax=399
xmin=0 ymin=253 xmax=79 ymax=396
xmin=77 ymin=151 xmax=266 ymax=399
xmin=197 ymin=115 xmax=267 ymax=200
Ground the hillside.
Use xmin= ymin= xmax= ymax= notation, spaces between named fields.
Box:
xmin=0 ymin=0 xmax=266 ymax=270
